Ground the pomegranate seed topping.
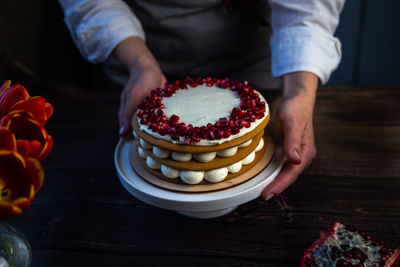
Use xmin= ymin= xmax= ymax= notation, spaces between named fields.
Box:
xmin=219 ymin=117 xmax=228 ymax=124
xmin=192 ymin=127 xmax=200 ymax=136
xmin=167 ymin=127 xmax=176 ymax=134
xmin=171 ymin=133 xmax=179 ymax=140
xmin=185 ymin=136 xmax=192 ymax=144
xmin=242 ymin=121 xmax=250 ymax=128
xmin=223 ymin=129 xmax=231 ymax=138
xmin=207 ymin=130 xmax=215 ymax=140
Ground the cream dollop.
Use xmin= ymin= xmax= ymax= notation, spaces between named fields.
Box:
xmin=204 ymin=168 xmax=228 ymax=183
xmin=242 ymin=151 xmax=255 ymax=165
xmin=140 ymin=139 xmax=153 ymax=149
xmin=153 ymin=146 xmax=170 ymax=158
xmin=138 ymin=146 xmax=147 ymax=159
xmin=238 ymin=139 xmax=252 ymax=148
xmin=146 ymin=156 xmax=161 ymax=169
xmin=216 ymin=146 xmax=238 ymax=157
xmin=180 ymin=171 xmax=204 ymax=184
xmin=193 ymin=152 xmax=216 ymax=163
xmin=171 ymin=152 xmax=192 ymax=162
xmin=227 ymin=161 xmax=242 ymax=173
xmin=161 ymin=165 xmax=180 ymax=179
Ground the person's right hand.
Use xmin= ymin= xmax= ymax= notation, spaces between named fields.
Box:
xmin=114 ymin=37 xmax=166 ymax=137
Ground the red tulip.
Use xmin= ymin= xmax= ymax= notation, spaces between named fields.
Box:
xmin=10 ymin=96 xmax=53 ymax=125
xmin=0 ymin=81 xmax=30 ymax=118
xmin=0 ymin=111 xmax=53 ymax=162
xmin=0 ymin=127 xmax=16 ymax=151
xmin=0 ymin=150 xmax=44 ymax=221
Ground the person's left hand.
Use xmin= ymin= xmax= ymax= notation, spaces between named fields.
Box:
xmin=262 ymin=72 xmax=318 ymax=200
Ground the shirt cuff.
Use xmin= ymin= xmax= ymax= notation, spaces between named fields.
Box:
xmin=270 ymin=26 xmax=342 ymax=84
xmin=63 ymin=1 xmax=145 ymax=63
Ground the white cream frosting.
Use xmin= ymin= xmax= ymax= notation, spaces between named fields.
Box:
xmin=216 ymin=146 xmax=238 ymax=157
xmin=204 ymin=168 xmax=228 ymax=183
xmin=138 ymin=146 xmax=147 ymax=159
xmin=140 ymin=139 xmax=153 ymax=149
xmin=193 ymin=151 xmax=216 ymax=163
xmin=146 ymin=156 xmax=161 ymax=169
xmin=171 ymin=152 xmax=192 ymax=162
xmin=227 ymin=161 xmax=242 ymax=173
xmin=138 ymin=85 xmax=268 ymax=146
xmin=238 ymin=139 xmax=252 ymax=148
xmin=180 ymin=171 xmax=204 ymax=184
xmin=162 ymin=85 xmax=240 ymax=127
xmin=137 ymin=136 xmax=264 ymax=184
xmin=139 ymin=137 xmax=256 ymax=163
xmin=255 ymin=137 xmax=264 ymax=152
xmin=152 ymin=146 xmax=170 ymax=158
xmin=161 ymin=165 xmax=180 ymax=179
xmin=242 ymin=151 xmax=255 ymax=165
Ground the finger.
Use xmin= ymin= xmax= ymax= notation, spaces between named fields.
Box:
xmin=282 ymin=117 xmax=303 ymax=164
xmin=118 ymin=88 xmax=139 ymax=137
xmin=262 ymin=141 xmax=316 ymax=200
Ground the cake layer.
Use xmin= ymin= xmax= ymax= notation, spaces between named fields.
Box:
xmin=131 ymin=113 xmax=269 ymax=153
xmin=137 ymin=132 xmax=264 ymax=171
xmin=135 ymin=134 xmax=267 ymax=184
xmin=133 ymin=129 xmax=256 ymax=163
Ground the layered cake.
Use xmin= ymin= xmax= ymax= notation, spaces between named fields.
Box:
xmin=131 ymin=77 xmax=269 ymax=185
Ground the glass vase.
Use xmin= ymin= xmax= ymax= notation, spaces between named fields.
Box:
xmin=0 ymin=223 xmax=31 ymax=267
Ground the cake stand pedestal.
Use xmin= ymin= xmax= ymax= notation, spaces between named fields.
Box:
xmin=114 ymin=130 xmax=285 ymax=219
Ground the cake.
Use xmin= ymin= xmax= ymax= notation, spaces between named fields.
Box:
xmin=131 ymin=77 xmax=269 ymax=185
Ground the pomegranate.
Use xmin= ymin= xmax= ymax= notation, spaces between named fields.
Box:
xmin=302 ymin=222 xmax=400 ymax=267
xmin=136 ymin=77 xmax=266 ymax=144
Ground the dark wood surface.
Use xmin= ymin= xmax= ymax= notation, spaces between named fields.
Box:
xmin=8 ymin=80 xmax=400 ymax=267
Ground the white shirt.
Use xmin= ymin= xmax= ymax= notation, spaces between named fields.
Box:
xmin=59 ymin=0 xmax=345 ymax=84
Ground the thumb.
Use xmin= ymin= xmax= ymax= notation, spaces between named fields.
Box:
xmin=282 ymin=118 xmax=302 ymax=164
xmin=118 ymin=90 xmax=138 ymax=137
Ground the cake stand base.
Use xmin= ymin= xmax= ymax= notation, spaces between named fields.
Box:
xmin=115 ymin=127 xmax=285 ymax=219
xmin=177 ymin=206 xmax=237 ymax=219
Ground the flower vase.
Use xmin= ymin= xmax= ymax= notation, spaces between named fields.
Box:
xmin=0 ymin=223 xmax=31 ymax=267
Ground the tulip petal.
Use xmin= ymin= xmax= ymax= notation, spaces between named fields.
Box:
xmin=0 ymin=127 xmax=16 ymax=151
xmin=11 ymin=97 xmax=51 ymax=125
xmin=0 ymin=80 xmax=11 ymax=97
xmin=0 ymin=151 xmax=43 ymax=220
xmin=0 ymin=84 xmax=30 ymax=117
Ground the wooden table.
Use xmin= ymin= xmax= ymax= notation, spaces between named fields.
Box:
xmin=9 ymin=80 xmax=400 ymax=266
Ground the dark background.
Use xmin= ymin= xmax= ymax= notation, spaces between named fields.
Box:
xmin=0 ymin=0 xmax=399 ymax=89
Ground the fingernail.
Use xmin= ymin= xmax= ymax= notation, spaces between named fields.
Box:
xmin=264 ymin=192 xmax=275 ymax=201
xmin=119 ymin=123 xmax=127 ymax=137
xmin=292 ymin=149 xmax=301 ymax=162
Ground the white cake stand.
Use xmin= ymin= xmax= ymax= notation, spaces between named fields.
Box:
xmin=114 ymin=129 xmax=285 ymax=219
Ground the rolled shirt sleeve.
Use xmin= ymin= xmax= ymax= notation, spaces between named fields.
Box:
xmin=58 ymin=0 xmax=145 ymax=63
xmin=269 ymin=0 xmax=345 ymax=84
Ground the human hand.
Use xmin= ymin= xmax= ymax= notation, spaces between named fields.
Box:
xmin=262 ymin=72 xmax=318 ymax=200
xmin=114 ymin=37 xmax=167 ymax=137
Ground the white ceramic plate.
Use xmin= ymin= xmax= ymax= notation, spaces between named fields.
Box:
xmin=114 ymin=128 xmax=285 ymax=218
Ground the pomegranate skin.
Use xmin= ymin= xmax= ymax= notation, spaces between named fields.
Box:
xmin=301 ymin=222 xmax=400 ymax=267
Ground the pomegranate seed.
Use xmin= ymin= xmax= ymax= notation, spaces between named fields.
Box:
xmin=242 ymin=121 xmax=251 ymax=128
xmin=223 ymin=129 xmax=231 ymax=138
xmin=192 ymin=127 xmax=200 ymax=136
xmin=219 ymin=117 xmax=228 ymax=124
xmin=207 ymin=130 xmax=215 ymax=140
xmin=171 ymin=133 xmax=179 ymax=140
xmin=185 ymin=136 xmax=192 ymax=144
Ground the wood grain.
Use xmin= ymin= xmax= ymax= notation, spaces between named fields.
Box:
xmin=8 ymin=83 xmax=400 ymax=267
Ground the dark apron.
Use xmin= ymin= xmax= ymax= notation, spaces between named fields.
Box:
xmin=104 ymin=0 xmax=280 ymax=89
